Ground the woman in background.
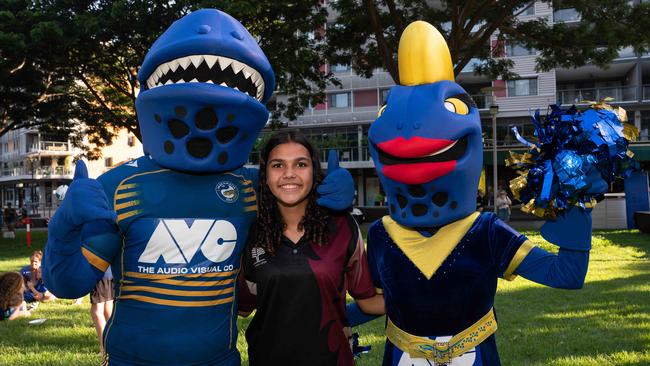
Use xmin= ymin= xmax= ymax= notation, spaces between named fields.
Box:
xmin=242 ymin=131 xmax=384 ymax=366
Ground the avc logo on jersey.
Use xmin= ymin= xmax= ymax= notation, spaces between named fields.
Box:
xmin=139 ymin=219 xmax=238 ymax=264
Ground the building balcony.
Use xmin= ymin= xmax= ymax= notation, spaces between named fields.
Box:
xmin=0 ymin=166 xmax=73 ymax=182
xmin=291 ymin=109 xmax=379 ymax=127
xmin=557 ymin=85 xmax=638 ymax=105
xmin=27 ymin=141 xmax=72 ymax=155
xmin=643 ymin=85 xmax=650 ymax=101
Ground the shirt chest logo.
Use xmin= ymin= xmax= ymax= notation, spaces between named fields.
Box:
xmin=251 ymin=247 xmax=267 ymax=267
xmin=215 ymin=181 xmax=239 ymax=203
xmin=139 ymin=219 xmax=238 ymax=264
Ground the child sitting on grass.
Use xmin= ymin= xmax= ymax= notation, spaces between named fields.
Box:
xmin=0 ymin=272 xmax=31 ymax=321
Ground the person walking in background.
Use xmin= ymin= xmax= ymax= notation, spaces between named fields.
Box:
xmin=0 ymin=272 xmax=31 ymax=321
xmin=496 ymin=190 xmax=512 ymax=222
xmin=90 ymin=266 xmax=114 ymax=354
xmin=241 ymin=131 xmax=384 ymax=366
xmin=3 ymin=203 xmax=17 ymax=238
xmin=476 ymin=189 xmax=488 ymax=212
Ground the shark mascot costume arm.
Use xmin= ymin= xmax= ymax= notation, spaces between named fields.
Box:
xmin=365 ymin=21 xmax=610 ymax=366
xmin=42 ymin=9 xmax=353 ymax=366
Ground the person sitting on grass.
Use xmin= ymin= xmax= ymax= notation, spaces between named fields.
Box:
xmin=21 ymin=250 xmax=55 ymax=308
xmin=0 ymin=272 xmax=31 ymax=321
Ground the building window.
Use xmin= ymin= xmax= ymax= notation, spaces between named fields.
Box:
xmin=515 ymin=2 xmax=535 ymax=15
xmin=507 ymin=78 xmax=538 ymax=96
xmin=506 ymin=41 xmax=536 ymax=57
xmin=127 ymin=135 xmax=135 ymax=147
xmin=329 ymin=92 xmax=350 ymax=108
xmin=331 ymin=63 xmax=350 ymax=73
xmin=104 ymin=157 xmax=113 ymax=167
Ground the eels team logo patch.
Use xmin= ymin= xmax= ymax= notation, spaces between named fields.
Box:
xmin=215 ymin=181 xmax=239 ymax=203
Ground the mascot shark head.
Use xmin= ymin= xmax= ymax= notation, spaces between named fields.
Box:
xmin=136 ymin=9 xmax=275 ymax=173
xmin=369 ymin=21 xmax=483 ymax=228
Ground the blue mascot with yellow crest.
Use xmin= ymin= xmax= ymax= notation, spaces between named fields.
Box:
xmin=364 ymin=21 xmax=622 ymax=366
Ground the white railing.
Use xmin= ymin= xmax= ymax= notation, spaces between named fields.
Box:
xmin=557 ymin=86 xmax=637 ymax=105
xmin=1 ymin=166 xmax=72 ymax=178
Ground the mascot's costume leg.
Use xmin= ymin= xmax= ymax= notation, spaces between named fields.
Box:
xmin=42 ymin=9 xmax=353 ymax=366
xmin=360 ymin=21 xmax=634 ymax=366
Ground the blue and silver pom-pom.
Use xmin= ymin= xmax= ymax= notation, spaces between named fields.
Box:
xmin=507 ymin=102 xmax=639 ymax=219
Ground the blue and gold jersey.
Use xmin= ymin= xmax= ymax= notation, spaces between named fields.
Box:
xmin=85 ymin=156 xmax=257 ymax=366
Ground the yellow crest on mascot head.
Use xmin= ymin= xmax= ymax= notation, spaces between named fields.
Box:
xmin=398 ymin=21 xmax=455 ymax=86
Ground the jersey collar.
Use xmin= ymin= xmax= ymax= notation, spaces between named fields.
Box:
xmin=381 ymin=212 xmax=480 ymax=279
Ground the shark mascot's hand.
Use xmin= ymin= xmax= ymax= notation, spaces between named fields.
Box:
xmin=48 ymin=160 xmax=116 ymax=242
xmin=317 ymin=150 xmax=355 ymax=211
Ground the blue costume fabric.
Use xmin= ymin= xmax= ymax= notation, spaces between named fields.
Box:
xmin=100 ymin=156 xmax=256 ymax=365
xmin=363 ymin=21 xmax=611 ymax=366
xmin=42 ymin=9 xmax=353 ymax=366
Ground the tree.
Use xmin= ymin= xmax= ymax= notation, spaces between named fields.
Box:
xmin=2 ymin=0 xmax=337 ymax=157
xmin=0 ymin=0 xmax=81 ymax=139
xmin=325 ymin=0 xmax=650 ymax=84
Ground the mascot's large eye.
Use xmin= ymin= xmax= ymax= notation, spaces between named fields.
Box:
xmin=378 ymin=104 xmax=387 ymax=117
xmin=444 ymin=98 xmax=469 ymax=115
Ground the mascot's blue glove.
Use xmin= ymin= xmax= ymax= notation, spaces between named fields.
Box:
xmin=43 ymin=161 xmax=118 ymax=299
xmin=317 ymin=150 xmax=355 ymax=211
xmin=48 ymin=161 xmax=116 ymax=243
xmin=540 ymin=166 xmax=607 ymax=251
xmin=346 ymin=302 xmax=380 ymax=327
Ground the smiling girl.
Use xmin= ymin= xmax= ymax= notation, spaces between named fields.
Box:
xmin=241 ymin=130 xmax=384 ymax=366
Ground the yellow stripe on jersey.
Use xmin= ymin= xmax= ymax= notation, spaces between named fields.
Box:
xmin=244 ymin=205 xmax=258 ymax=212
xmin=117 ymin=209 xmax=142 ymax=222
xmin=242 ymin=187 xmax=254 ymax=193
xmin=123 ymin=270 xmax=237 ymax=279
xmin=122 ymin=277 xmax=236 ymax=287
xmin=121 ymin=285 xmax=234 ymax=297
xmin=115 ymin=191 xmax=138 ymax=200
xmin=117 ymin=183 xmax=138 ymax=191
xmin=223 ymin=172 xmax=253 ymax=186
xmin=119 ymin=294 xmax=234 ymax=307
xmin=81 ymin=247 xmax=110 ymax=271
xmin=243 ymin=196 xmax=256 ymax=203
xmin=114 ymin=200 xmax=140 ymax=211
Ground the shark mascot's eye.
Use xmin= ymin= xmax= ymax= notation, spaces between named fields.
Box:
xmin=444 ymin=98 xmax=469 ymax=115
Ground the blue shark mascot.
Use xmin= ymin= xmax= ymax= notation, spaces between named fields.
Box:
xmin=365 ymin=21 xmax=608 ymax=366
xmin=43 ymin=9 xmax=352 ymax=366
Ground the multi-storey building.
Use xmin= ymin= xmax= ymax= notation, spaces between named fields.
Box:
xmin=0 ymin=127 xmax=142 ymax=220
xmin=0 ymin=128 xmax=75 ymax=219
xmin=269 ymin=1 xmax=650 ymax=207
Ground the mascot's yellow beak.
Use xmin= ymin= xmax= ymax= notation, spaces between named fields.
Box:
xmin=398 ymin=21 xmax=455 ymax=86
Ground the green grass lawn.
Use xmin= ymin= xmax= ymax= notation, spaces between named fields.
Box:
xmin=1 ymin=229 xmax=649 ymax=365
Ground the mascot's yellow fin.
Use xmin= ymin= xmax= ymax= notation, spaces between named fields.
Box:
xmin=382 ymin=212 xmax=480 ymax=279
xmin=398 ymin=20 xmax=454 ymax=86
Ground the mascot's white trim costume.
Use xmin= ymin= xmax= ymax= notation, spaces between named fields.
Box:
xmin=362 ymin=21 xmax=634 ymax=366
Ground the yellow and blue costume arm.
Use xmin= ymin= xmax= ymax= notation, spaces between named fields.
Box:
xmin=42 ymin=161 xmax=121 ymax=299
xmin=507 ymin=208 xmax=592 ymax=289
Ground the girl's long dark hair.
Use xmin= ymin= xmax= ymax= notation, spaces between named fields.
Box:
xmin=256 ymin=130 xmax=329 ymax=253
xmin=0 ymin=272 xmax=23 ymax=310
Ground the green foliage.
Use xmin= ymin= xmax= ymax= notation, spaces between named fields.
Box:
xmin=326 ymin=1 xmax=650 ymax=83
xmin=1 ymin=1 xmax=337 ymax=157
xmin=1 ymin=229 xmax=649 ymax=365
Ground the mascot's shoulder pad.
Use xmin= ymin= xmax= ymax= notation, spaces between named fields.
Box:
xmin=97 ymin=156 xmax=157 ymax=191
